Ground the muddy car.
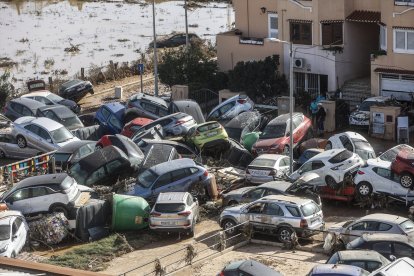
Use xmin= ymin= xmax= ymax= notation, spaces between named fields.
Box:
xmin=59 ymin=79 xmax=94 ymax=102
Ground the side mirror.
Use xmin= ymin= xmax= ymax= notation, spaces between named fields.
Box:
xmin=389 ymin=255 xmax=397 ymax=261
xmin=12 ymin=234 xmax=18 ymax=240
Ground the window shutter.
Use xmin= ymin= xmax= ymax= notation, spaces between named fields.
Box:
xmin=322 ymin=24 xmax=333 ymax=45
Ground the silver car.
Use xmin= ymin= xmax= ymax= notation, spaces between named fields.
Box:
xmin=149 ymin=192 xmax=199 ymax=237
xmin=0 ymin=133 xmax=39 ymax=159
xmin=206 ymin=94 xmax=254 ymax=122
xmin=327 ymin=213 xmax=414 ymax=244
xmin=11 ymin=116 xmax=80 ymax=152
xmin=219 ymin=194 xmax=324 ymax=242
xmin=246 ymin=154 xmax=291 ymax=184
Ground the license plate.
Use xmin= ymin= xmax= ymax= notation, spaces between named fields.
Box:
xmin=249 ymin=170 xmax=269 ymax=176
xmin=206 ymin=131 xmax=217 ymax=137
xmin=160 ymin=221 xmax=177 ymax=226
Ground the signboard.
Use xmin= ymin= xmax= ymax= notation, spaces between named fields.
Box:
xmin=239 ymin=37 xmax=264 ymax=45
xmin=137 ymin=63 xmax=144 ymax=73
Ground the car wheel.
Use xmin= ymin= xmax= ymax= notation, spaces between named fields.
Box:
xmin=277 ymin=226 xmax=294 ymax=243
xmin=326 ymin=176 xmax=340 ymax=190
xmin=400 ymin=173 xmax=414 ymax=189
xmin=283 ymin=145 xmax=290 ymax=155
xmin=325 ymin=141 xmax=332 ymax=150
xmin=16 ymin=135 xmax=27 ymax=148
xmin=50 ymin=204 xmax=68 ymax=217
xmin=356 ymin=181 xmax=372 ymax=197
xmin=222 ymin=219 xmax=237 ymax=235
xmin=0 ymin=150 xmax=5 ymax=158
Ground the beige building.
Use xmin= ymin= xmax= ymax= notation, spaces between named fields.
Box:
xmin=217 ymin=0 xmax=414 ymax=102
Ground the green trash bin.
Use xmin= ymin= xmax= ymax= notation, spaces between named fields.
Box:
xmin=112 ymin=194 xmax=150 ymax=231
xmin=242 ymin=132 xmax=260 ymax=152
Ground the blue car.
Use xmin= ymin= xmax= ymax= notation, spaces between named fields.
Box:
xmin=298 ymin=148 xmax=324 ymax=166
xmin=95 ymin=102 xmax=125 ymax=135
xmin=126 ymin=158 xmax=212 ymax=201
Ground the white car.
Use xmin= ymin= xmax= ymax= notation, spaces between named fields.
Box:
xmin=0 ymin=210 xmax=28 ymax=258
xmin=0 ymin=173 xmax=93 ymax=217
xmin=290 ymin=149 xmax=364 ymax=190
xmin=349 ymin=96 xmax=389 ymax=127
xmin=149 ymin=192 xmax=199 ymax=237
xmin=245 ymin=154 xmax=290 ymax=184
xmin=206 ymin=94 xmax=254 ymax=121
xmin=370 ymin=257 xmax=414 ymax=276
xmin=354 ymin=158 xmax=414 ymax=201
xmin=378 ymin=144 xmax=414 ymax=162
xmin=325 ymin=131 xmax=376 ymax=160
xmin=11 ymin=116 xmax=79 ymax=152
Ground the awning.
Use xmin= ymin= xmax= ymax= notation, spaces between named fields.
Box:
xmin=346 ymin=10 xmax=381 ymax=23
xmin=393 ymin=26 xmax=414 ymax=30
xmin=374 ymin=68 xmax=414 ymax=75
xmin=288 ymin=19 xmax=312 ymax=24
xmin=320 ymin=20 xmax=344 ymax=24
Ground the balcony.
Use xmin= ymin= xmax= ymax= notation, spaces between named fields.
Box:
xmin=395 ymin=0 xmax=414 ymax=6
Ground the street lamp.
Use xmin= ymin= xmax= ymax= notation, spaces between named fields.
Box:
xmin=273 ymin=38 xmax=294 ymax=174
xmin=152 ymin=0 xmax=159 ymax=97
xmin=184 ymin=0 xmax=189 ymax=49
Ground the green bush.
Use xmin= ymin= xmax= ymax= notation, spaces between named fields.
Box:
xmin=0 ymin=71 xmax=13 ymax=109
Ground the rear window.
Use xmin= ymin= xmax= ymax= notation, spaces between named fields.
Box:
xmin=198 ymin=122 xmax=220 ymax=132
xmin=154 ymin=203 xmax=185 ymax=213
xmin=250 ymin=158 xmax=276 ymax=167
xmin=60 ymin=176 xmax=75 ymax=190
xmin=328 ymin=150 xmax=353 ymax=164
xmin=300 ymin=202 xmax=320 ymax=217
xmin=400 ymin=220 xmax=414 ymax=232
xmin=53 ymin=153 xmax=71 ymax=163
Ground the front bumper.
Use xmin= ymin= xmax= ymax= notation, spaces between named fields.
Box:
xmin=349 ymin=116 xmax=369 ymax=126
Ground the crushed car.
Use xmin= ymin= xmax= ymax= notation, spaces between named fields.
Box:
xmin=0 ymin=210 xmax=28 ymax=258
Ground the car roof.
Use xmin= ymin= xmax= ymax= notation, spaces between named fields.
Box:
xmin=55 ymin=140 xmax=95 ymax=153
xmin=361 ymin=233 xmax=411 ymax=243
xmin=224 ymin=260 xmax=281 ymax=275
xmin=364 ymin=96 xmax=389 ymax=102
xmin=11 ymin=98 xmax=45 ymax=110
xmin=21 ymin=91 xmax=52 ymax=97
xmin=339 ymin=131 xmax=368 ymax=141
xmin=225 ymin=111 xmax=261 ymax=128
xmin=150 ymin=158 xmax=196 ymax=175
xmin=360 ymin=213 xmax=407 ymax=224
xmin=311 ymin=264 xmax=367 ymax=275
xmin=9 ymin=173 xmax=69 ymax=192
xmin=268 ymin=112 xmax=302 ymax=125
xmin=75 ymin=145 xmax=127 ymax=172
xmin=337 ymin=250 xmax=386 ymax=262
xmin=366 ymin=158 xmax=391 ymax=168
xmin=102 ymin=102 xmax=125 ymax=117
xmin=308 ymin=149 xmax=347 ymax=161
xmin=156 ymin=192 xmax=188 ymax=204
xmin=254 ymin=154 xmax=286 ymax=161
xmin=38 ymin=105 xmax=75 ymax=118
xmin=260 ymin=194 xmax=311 ymax=205
xmin=131 ymin=93 xmax=168 ymax=107
xmin=31 ymin=117 xmax=64 ymax=131
xmin=0 ymin=210 xmax=24 ymax=222
xmin=259 ymin=181 xmax=291 ymax=192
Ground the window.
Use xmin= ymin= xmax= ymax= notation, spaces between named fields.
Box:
xmin=246 ymin=188 xmax=265 ymax=200
xmin=21 ymin=106 xmax=33 ymax=116
xmin=43 ymin=110 xmax=59 ymax=121
xmin=322 ymin=22 xmax=343 ymax=45
xmin=100 ymin=107 xmax=111 ymax=120
xmin=37 ymin=127 xmax=51 ymax=141
xmin=311 ymin=160 xmax=325 ymax=170
xmin=189 ymin=167 xmax=199 ymax=174
xmin=247 ymin=202 xmax=265 ymax=214
xmin=12 ymin=218 xmax=23 ymax=235
xmin=393 ymin=243 xmax=413 ymax=257
xmin=12 ymin=103 xmax=23 ymax=114
xmin=153 ymin=173 xmax=172 ymax=189
xmin=292 ymin=116 xmax=303 ymax=130
xmin=351 ymin=221 xmax=379 ymax=231
xmin=171 ymin=169 xmax=188 ymax=182
xmin=141 ymin=102 xmax=157 ymax=114
xmin=106 ymin=160 xmax=123 ymax=174
xmin=286 ymin=206 xmax=301 ymax=217
xmin=290 ymin=22 xmax=312 ymax=45
xmin=31 ymin=187 xmax=48 ymax=197
xmin=36 ymin=96 xmax=52 ymax=105
xmin=378 ymin=223 xmax=392 ymax=231
xmin=380 ymin=25 xmax=387 ymax=50
xmin=109 ymin=115 xmax=122 ymax=130
xmin=85 ymin=166 xmax=106 ymax=186
xmin=268 ymin=14 xmax=278 ymax=38
xmin=158 ymin=107 xmax=169 ymax=117
xmin=372 ymin=242 xmax=392 ymax=255
xmin=394 ymin=29 xmax=414 ymax=53
xmin=8 ymin=189 xmax=30 ymax=202
xmin=375 ymin=167 xmax=392 ymax=179
xmin=265 ymin=189 xmax=282 ymax=196
xmin=339 ymin=135 xmax=354 ymax=152
xmin=329 ymin=150 xmax=353 ymax=164
xmin=264 ymin=203 xmax=284 ymax=216
xmin=219 ymin=102 xmax=235 ymax=115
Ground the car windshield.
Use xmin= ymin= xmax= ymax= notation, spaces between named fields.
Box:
xmin=61 ymin=116 xmax=83 ymax=129
xmin=50 ymin=127 xmax=74 ymax=143
xmin=348 ymin=237 xmax=364 ymax=249
xmin=250 ymin=158 xmax=276 ymax=167
xmin=329 ymin=150 xmax=353 ymax=164
xmin=69 ymin=163 xmax=87 ymax=184
xmin=400 ymin=220 xmax=414 ymax=233
xmin=300 ymin=202 xmax=320 ymax=217
xmin=53 ymin=153 xmax=71 ymax=163
xmin=355 ymin=149 xmax=376 ymax=160
xmin=359 ymin=101 xmax=378 ymax=112
xmin=380 ymin=145 xmax=414 ymax=162
xmin=198 ymin=122 xmax=220 ymax=132
xmin=154 ymin=203 xmax=185 ymax=213
xmin=259 ymin=124 xmax=286 ymax=139
xmin=60 ymin=176 xmax=75 ymax=190
xmin=224 ymin=127 xmax=242 ymax=140
xmin=137 ymin=169 xmax=158 ymax=188
xmin=0 ymin=225 xmax=10 ymax=240
xmin=46 ymin=93 xmax=64 ymax=102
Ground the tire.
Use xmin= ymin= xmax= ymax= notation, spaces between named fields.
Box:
xmin=16 ymin=135 xmax=27 ymax=148
xmin=0 ymin=150 xmax=5 ymax=158
xmin=221 ymin=219 xmax=237 ymax=235
xmin=277 ymin=226 xmax=294 ymax=243
xmin=400 ymin=173 xmax=414 ymax=189
xmin=356 ymin=181 xmax=373 ymax=197
xmin=50 ymin=204 xmax=68 ymax=217
xmin=325 ymin=141 xmax=332 ymax=150
xmin=326 ymin=175 xmax=340 ymax=190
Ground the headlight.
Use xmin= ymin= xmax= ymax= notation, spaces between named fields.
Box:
xmin=0 ymin=245 xmax=8 ymax=253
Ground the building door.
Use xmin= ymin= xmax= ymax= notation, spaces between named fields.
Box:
xmin=380 ymin=74 xmax=414 ymax=102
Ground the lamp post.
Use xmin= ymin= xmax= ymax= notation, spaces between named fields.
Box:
xmin=184 ymin=0 xmax=189 ymax=49
xmin=274 ymin=39 xmax=294 ymax=174
xmin=152 ymin=0 xmax=159 ymax=97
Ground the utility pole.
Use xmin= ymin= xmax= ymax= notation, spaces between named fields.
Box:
xmin=184 ymin=0 xmax=189 ymax=49
xmin=152 ymin=0 xmax=159 ymax=97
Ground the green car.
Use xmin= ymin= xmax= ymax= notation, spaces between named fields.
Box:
xmin=186 ymin=121 xmax=229 ymax=150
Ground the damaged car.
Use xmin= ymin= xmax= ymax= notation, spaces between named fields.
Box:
xmin=0 ymin=210 xmax=28 ymax=258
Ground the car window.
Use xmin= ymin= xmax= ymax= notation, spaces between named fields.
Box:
xmin=187 ymin=194 xmax=194 ymax=206
xmin=264 ymin=189 xmax=282 ymax=196
xmin=246 ymin=188 xmax=265 ymax=200
xmin=219 ymin=102 xmax=236 ymax=115
xmin=154 ymin=203 xmax=185 ymax=213
xmin=393 ymin=242 xmax=413 ymax=257
xmin=374 ymin=167 xmax=392 ymax=180
xmin=171 ymin=168 xmax=189 ymax=182
xmin=264 ymin=203 xmax=284 ymax=216
xmin=35 ymin=96 xmax=52 ymax=104
xmin=12 ymin=218 xmax=23 ymax=235
xmin=158 ymin=107 xmax=168 ymax=117
xmin=299 ymin=162 xmax=312 ymax=174
xmin=339 ymin=135 xmax=354 ymax=152
xmin=153 ymin=173 xmax=172 ymax=189
xmin=31 ymin=187 xmax=48 ymax=198
xmin=22 ymin=106 xmax=33 ymax=116
xmin=73 ymin=144 xmax=95 ymax=160
xmin=312 ymin=160 xmax=325 ymax=170
xmin=43 ymin=110 xmax=59 ymax=121
xmin=345 ymin=261 xmax=366 ymax=270
xmin=300 ymin=202 xmax=320 ymax=217
xmin=106 ymin=160 xmax=123 ymax=174
xmin=379 ymin=223 xmax=392 ymax=231
xmin=400 ymin=220 xmax=414 ymax=232
xmin=292 ymin=116 xmax=302 ymax=130
xmin=100 ymin=107 xmax=111 ymax=120
xmin=366 ymin=261 xmax=382 ymax=272
xmin=142 ymin=102 xmax=157 ymax=114
xmin=247 ymin=202 xmax=265 ymax=214
xmin=209 ymin=109 xmax=220 ymax=119
xmin=37 ymin=127 xmax=52 ymax=141
xmin=109 ymin=114 xmax=123 ymax=130
xmin=372 ymin=242 xmax=392 ymax=255
xmin=8 ymin=189 xmax=30 ymax=202
xmin=85 ymin=166 xmax=106 ymax=186
xmin=351 ymin=221 xmax=379 ymax=231
xmin=189 ymin=167 xmax=199 ymax=174
xmin=12 ymin=103 xmax=23 ymax=113
xmin=328 ymin=150 xmax=353 ymax=164
xmin=24 ymin=124 xmax=40 ymax=135
xmin=286 ymin=206 xmax=301 ymax=217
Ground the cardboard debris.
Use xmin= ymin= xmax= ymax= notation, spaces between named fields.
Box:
xmin=217 ymin=167 xmax=245 ymax=179
xmin=28 ymin=213 xmax=70 ymax=245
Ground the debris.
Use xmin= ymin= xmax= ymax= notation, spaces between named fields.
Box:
xmin=28 ymin=213 xmax=70 ymax=245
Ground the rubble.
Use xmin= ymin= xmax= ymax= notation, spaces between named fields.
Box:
xmin=28 ymin=213 xmax=70 ymax=245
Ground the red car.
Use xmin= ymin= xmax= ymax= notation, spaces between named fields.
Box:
xmin=252 ymin=112 xmax=312 ymax=155
xmin=121 ymin=117 xmax=153 ymax=138
xmin=391 ymin=149 xmax=414 ymax=189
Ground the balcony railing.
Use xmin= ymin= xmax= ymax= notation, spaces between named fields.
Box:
xmin=395 ymin=0 xmax=414 ymax=6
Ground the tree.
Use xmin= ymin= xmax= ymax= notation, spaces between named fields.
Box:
xmin=227 ymin=55 xmax=288 ymax=100
xmin=0 ymin=71 xmax=13 ymax=109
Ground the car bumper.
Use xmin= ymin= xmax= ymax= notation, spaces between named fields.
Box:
xmin=298 ymin=223 xmax=325 ymax=238
xmin=246 ymin=175 xmax=276 ymax=184
xmin=149 ymin=225 xmax=192 ymax=232
xmin=349 ymin=117 xmax=369 ymax=126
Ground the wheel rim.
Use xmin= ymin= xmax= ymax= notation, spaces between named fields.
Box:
xmin=224 ymin=221 xmax=235 ymax=234
xmin=280 ymin=229 xmax=292 ymax=242
xmin=17 ymin=137 xmax=25 ymax=147
xmin=359 ymin=184 xmax=370 ymax=196
xmin=401 ymin=176 xmax=412 ymax=188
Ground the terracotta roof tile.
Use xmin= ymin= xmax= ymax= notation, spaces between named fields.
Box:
xmin=393 ymin=26 xmax=414 ymax=30
xmin=320 ymin=20 xmax=344 ymax=24
xmin=374 ymin=68 xmax=414 ymax=75
xmin=346 ymin=10 xmax=381 ymax=23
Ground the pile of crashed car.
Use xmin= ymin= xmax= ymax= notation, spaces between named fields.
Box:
xmin=0 ymin=81 xmax=414 ymax=276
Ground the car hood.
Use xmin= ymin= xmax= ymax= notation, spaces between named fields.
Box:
xmin=350 ymin=110 xmax=369 ymax=119
xmin=222 ymin=204 xmax=247 ymax=214
xmin=328 ymin=220 xmax=353 ymax=232
xmin=58 ymin=99 xmax=77 ymax=108
xmin=224 ymin=187 xmax=254 ymax=197
xmin=57 ymin=136 xmax=80 ymax=148
xmin=254 ymin=137 xmax=287 ymax=148
xmin=77 ymin=185 xmax=94 ymax=193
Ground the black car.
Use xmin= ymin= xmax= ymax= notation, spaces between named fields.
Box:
xmin=168 ymin=99 xmax=205 ymax=124
xmin=125 ymin=93 xmax=169 ymax=122
xmin=136 ymin=138 xmax=200 ymax=161
xmin=59 ymin=79 xmax=94 ymax=102
xmin=49 ymin=140 xmax=96 ymax=172
xmin=149 ymin=33 xmax=200 ymax=48
xmin=69 ymin=145 xmax=139 ymax=187
xmin=4 ymin=98 xmax=45 ymax=121
xmin=36 ymin=105 xmax=84 ymax=131
xmin=347 ymin=233 xmax=414 ymax=261
xmin=140 ymin=144 xmax=180 ymax=173
xmin=219 ymin=260 xmax=281 ymax=276
xmin=224 ymin=111 xmax=265 ymax=141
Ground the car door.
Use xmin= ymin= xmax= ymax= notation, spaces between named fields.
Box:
xmin=392 ymin=242 xmax=414 ymax=259
xmin=292 ymin=116 xmax=303 ymax=144
xmin=98 ymin=107 xmax=112 ymax=131
xmin=42 ymin=110 xmax=61 ymax=124
xmin=262 ymin=202 xmax=285 ymax=231
xmin=345 ymin=220 xmax=380 ymax=243
xmin=23 ymin=124 xmax=45 ymax=151
xmin=29 ymin=187 xmax=51 ymax=213
xmin=244 ymin=202 xmax=267 ymax=230
xmin=21 ymin=106 xmax=34 ymax=117
xmin=170 ymin=168 xmax=192 ymax=192
xmin=5 ymin=188 xmax=32 ymax=214
xmin=150 ymin=173 xmax=173 ymax=200
xmin=241 ymin=188 xmax=266 ymax=203
xmin=11 ymin=217 xmax=26 ymax=254
xmin=37 ymin=126 xmax=54 ymax=149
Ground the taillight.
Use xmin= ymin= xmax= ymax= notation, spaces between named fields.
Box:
xmin=357 ymin=170 xmax=365 ymax=175
xmin=203 ymin=170 xmax=208 ymax=177
xmin=150 ymin=212 xmax=161 ymax=217
xmin=178 ymin=211 xmax=192 ymax=216
xmin=300 ymin=219 xmax=308 ymax=228
xmin=237 ymin=99 xmax=246 ymax=104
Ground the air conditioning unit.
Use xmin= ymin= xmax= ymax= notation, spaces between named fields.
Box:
xmin=293 ymin=58 xmax=304 ymax=69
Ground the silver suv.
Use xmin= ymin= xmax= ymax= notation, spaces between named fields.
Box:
xmin=219 ymin=195 xmax=324 ymax=242
xmin=149 ymin=192 xmax=199 ymax=237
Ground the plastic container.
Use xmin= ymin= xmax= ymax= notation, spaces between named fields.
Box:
xmin=112 ymin=194 xmax=150 ymax=231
